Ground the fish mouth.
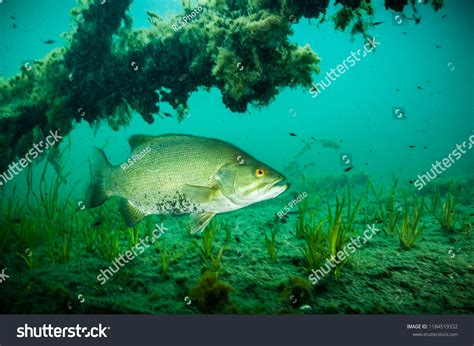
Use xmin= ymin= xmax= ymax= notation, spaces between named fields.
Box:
xmin=266 ymin=177 xmax=289 ymax=198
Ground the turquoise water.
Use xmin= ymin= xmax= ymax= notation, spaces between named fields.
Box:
xmin=1 ymin=0 xmax=472 ymax=191
xmin=0 ymin=1 xmax=472 ymax=314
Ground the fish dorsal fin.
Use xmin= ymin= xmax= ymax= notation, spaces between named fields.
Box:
xmin=128 ymin=135 xmax=156 ymax=151
xmin=189 ymin=212 xmax=216 ymax=234
xmin=120 ymin=199 xmax=147 ymax=227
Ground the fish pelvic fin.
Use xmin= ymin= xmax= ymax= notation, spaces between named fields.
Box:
xmin=86 ymin=148 xmax=113 ymax=208
xmin=120 ymin=199 xmax=147 ymax=227
xmin=190 ymin=212 xmax=216 ymax=234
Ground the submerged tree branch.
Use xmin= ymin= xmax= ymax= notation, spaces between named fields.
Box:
xmin=0 ymin=0 xmax=443 ymax=172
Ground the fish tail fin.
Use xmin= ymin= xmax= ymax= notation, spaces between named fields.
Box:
xmin=86 ymin=148 xmax=113 ymax=208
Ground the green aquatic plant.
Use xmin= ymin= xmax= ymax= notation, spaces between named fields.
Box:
xmin=97 ymin=229 xmax=120 ymax=262
xmin=17 ymin=251 xmax=34 ymax=270
xmin=47 ymin=220 xmax=74 ymax=264
xmin=300 ymin=215 xmax=326 ymax=273
xmin=206 ymin=246 xmax=226 ymax=277
xmin=430 ymin=186 xmax=440 ymax=214
xmin=157 ymin=242 xmax=183 ymax=276
xmin=263 ymin=223 xmax=279 ymax=263
xmin=436 ymin=193 xmax=456 ymax=232
xmin=327 ymin=186 xmax=362 ymax=279
xmin=384 ymin=208 xmax=401 ymax=235
xmin=327 ymin=197 xmax=348 ymax=278
xmin=54 ymin=231 xmax=72 ymax=264
xmin=368 ymin=178 xmax=385 ymax=220
xmin=398 ymin=194 xmax=425 ymax=250
xmin=296 ymin=197 xmax=310 ymax=239
xmin=83 ymin=224 xmax=98 ymax=253
xmin=127 ymin=224 xmax=141 ymax=248
xmin=195 ymin=220 xmax=219 ymax=260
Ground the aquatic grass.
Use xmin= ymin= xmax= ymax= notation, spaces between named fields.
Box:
xmin=300 ymin=215 xmax=326 ymax=273
xmin=0 ymin=186 xmax=46 ymax=253
xmin=157 ymin=242 xmax=183 ymax=276
xmin=14 ymin=216 xmax=45 ymax=251
xmin=327 ymin=197 xmax=348 ymax=279
xmin=0 ymin=186 xmax=22 ymax=251
xmin=436 ymin=193 xmax=456 ymax=232
xmin=263 ymin=223 xmax=279 ymax=263
xmin=398 ymin=194 xmax=425 ymax=250
xmin=384 ymin=208 xmax=401 ymax=235
xmin=368 ymin=178 xmax=385 ymax=220
xmin=54 ymin=231 xmax=72 ymax=263
xmin=16 ymin=251 xmax=34 ymax=270
xmin=97 ymin=229 xmax=120 ymax=262
xmin=367 ymin=172 xmax=400 ymax=222
xmin=327 ymin=185 xmax=362 ymax=279
xmin=83 ymin=225 xmax=98 ymax=253
xmin=362 ymin=180 xmax=379 ymax=225
xmin=128 ymin=223 xmax=141 ymax=248
xmin=206 ymin=246 xmax=226 ymax=277
xmin=384 ymin=172 xmax=401 ymax=216
xmin=195 ymin=220 xmax=219 ymax=260
xmin=296 ymin=197 xmax=310 ymax=239
xmin=430 ymin=186 xmax=440 ymax=214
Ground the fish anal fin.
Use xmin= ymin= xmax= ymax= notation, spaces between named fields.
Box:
xmin=120 ymin=199 xmax=147 ymax=227
xmin=190 ymin=212 xmax=216 ymax=234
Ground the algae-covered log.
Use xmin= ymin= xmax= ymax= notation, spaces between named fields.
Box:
xmin=0 ymin=0 xmax=443 ymax=172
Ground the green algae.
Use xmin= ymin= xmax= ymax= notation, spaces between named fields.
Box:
xmin=189 ymin=271 xmax=236 ymax=313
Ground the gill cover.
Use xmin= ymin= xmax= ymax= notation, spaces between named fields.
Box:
xmin=214 ymin=163 xmax=241 ymax=203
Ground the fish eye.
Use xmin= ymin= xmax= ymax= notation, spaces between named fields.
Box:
xmin=255 ymin=168 xmax=265 ymax=178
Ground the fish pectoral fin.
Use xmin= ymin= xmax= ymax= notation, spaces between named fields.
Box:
xmin=182 ymin=184 xmax=218 ymax=204
xmin=189 ymin=212 xmax=216 ymax=234
xmin=120 ymin=199 xmax=146 ymax=227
